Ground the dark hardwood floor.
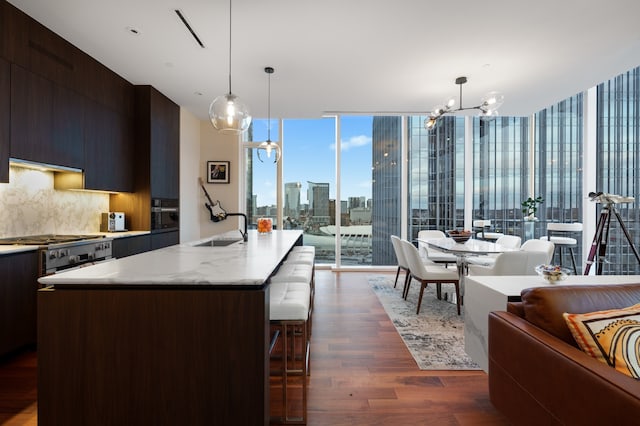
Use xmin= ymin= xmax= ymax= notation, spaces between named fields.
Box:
xmin=0 ymin=270 xmax=509 ymax=425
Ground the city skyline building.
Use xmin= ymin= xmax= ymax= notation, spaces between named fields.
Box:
xmin=284 ymin=182 xmax=302 ymax=220
xmin=371 ymin=116 xmax=402 ymax=265
xmin=307 ymin=181 xmax=331 ymax=231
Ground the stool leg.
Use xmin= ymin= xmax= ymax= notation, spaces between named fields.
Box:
xmin=557 ymin=247 xmax=563 ymax=267
xmin=569 ymin=247 xmax=578 ymax=275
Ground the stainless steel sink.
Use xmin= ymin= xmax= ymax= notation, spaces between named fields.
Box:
xmin=195 ymin=239 xmax=243 ymax=247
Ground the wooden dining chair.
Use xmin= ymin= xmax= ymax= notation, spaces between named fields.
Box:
xmin=399 ymin=238 xmax=461 ymax=315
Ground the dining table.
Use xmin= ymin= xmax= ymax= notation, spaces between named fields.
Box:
xmin=418 ymin=237 xmax=519 ymax=302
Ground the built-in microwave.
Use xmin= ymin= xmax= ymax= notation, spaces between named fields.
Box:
xmin=151 ymin=198 xmax=179 ymax=231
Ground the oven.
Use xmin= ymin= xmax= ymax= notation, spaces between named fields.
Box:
xmin=0 ymin=234 xmax=113 ymax=277
xmin=151 ymin=198 xmax=179 ymax=231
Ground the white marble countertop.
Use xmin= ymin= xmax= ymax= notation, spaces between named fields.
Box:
xmin=93 ymin=230 xmax=151 ymax=239
xmin=0 ymin=245 xmax=38 ymax=255
xmin=38 ymin=230 xmax=302 ymax=288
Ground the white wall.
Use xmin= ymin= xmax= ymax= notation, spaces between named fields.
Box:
xmin=179 ymin=108 xmax=202 ymax=242
xmin=198 ymin=122 xmax=242 ymax=238
xmin=178 ymin=109 xmax=246 ymax=242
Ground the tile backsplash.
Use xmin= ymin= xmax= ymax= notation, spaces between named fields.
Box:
xmin=0 ymin=166 xmax=109 ymax=237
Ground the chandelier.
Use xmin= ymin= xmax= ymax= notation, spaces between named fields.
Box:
xmin=424 ymin=76 xmax=504 ymax=131
xmin=209 ymin=0 xmax=251 ymax=134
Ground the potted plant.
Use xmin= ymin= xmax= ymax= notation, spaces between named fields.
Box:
xmin=522 ymin=196 xmax=544 ymax=221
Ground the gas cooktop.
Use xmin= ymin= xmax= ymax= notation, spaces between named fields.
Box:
xmin=0 ymin=234 xmax=105 ymax=245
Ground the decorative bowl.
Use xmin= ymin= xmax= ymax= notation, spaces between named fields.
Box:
xmin=446 ymin=230 xmax=472 ymax=243
xmin=535 ymin=264 xmax=570 ymax=283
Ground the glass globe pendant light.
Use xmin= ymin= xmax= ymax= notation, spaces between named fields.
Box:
xmin=257 ymin=66 xmax=281 ymax=163
xmin=209 ymin=0 xmax=251 ymax=134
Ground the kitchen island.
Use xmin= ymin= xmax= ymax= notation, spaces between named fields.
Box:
xmin=37 ymin=230 xmax=303 ymax=426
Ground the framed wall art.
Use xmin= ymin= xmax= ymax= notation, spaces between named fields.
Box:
xmin=207 ymin=161 xmax=230 ymax=184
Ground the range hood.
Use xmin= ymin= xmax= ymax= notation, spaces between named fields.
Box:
xmin=9 ymin=158 xmax=84 ymax=190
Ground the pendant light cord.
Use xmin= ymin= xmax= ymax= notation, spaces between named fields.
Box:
xmin=228 ymin=0 xmax=232 ymax=95
xmin=267 ymin=69 xmax=271 ymax=141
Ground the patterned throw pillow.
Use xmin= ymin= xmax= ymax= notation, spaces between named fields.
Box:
xmin=563 ymin=304 xmax=640 ymax=379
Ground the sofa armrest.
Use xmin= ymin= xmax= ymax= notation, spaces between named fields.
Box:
xmin=489 ymin=311 xmax=640 ymax=426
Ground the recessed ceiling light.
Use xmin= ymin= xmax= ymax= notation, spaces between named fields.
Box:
xmin=126 ymin=26 xmax=141 ymax=35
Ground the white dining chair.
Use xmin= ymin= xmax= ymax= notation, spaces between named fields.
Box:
xmin=390 ymin=235 xmax=410 ymax=291
xmin=521 ymin=239 xmax=555 ymax=264
xmin=399 ymin=238 xmax=461 ymax=315
xmin=466 ymin=235 xmax=522 ymax=267
xmin=467 ymin=250 xmax=551 ymax=276
xmin=417 ymin=230 xmax=457 ymax=267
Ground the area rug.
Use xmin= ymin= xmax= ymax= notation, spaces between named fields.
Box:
xmin=369 ymin=275 xmax=479 ymax=370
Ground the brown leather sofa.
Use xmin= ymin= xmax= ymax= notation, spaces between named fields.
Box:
xmin=488 ymin=284 xmax=640 ymax=425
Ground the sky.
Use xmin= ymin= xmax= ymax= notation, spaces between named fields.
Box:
xmin=250 ymin=116 xmax=374 ymax=207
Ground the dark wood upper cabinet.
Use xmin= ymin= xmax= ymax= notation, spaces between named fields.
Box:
xmin=10 ymin=64 xmax=84 ymax=169
xmin=135 ymin=86 xmax=180 ymax=200
xmin=51 ymin=83 xmax=85 ymax=168
xmin=10 ymin=64 xmax=54 ymax=165
xmin=0 ymin=57 xmax=9 ymax=182
xmin=84 ymin=99 xmax=134 ymax=192
xmin=2 ymin=0 xmax=156 ymax=195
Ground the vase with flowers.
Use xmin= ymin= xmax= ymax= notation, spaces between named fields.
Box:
xmin=522 ymin=196 xmax=544 ymax=221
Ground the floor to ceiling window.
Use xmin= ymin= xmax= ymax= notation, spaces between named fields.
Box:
xmin=473 ymin=117 xmax=530 ymax=238
xmin=408 ymin=116 xmax=464 ymax=241
xmin=535 ymin=95 xmax=584 ymax=268
xmin=243 ymin=118 xmax=280 ymax=228
xmin=282 ymin=118 xmax=336 ymax=264
xmin=337 ymin=116 xmax=375 ymax=265
xmin=597 ymin=67 xmax=640 ymax=274
xmin=240 ymin=65 xmax=640 ymax=272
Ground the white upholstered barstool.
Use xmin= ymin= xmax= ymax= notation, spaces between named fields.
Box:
xmin=540 ymin=223 xmax=583 ymax=274
xmin=268 ymin=246 xmax=315 ymax=423
xmin=269 ymin=280 xmax=310 ymax=424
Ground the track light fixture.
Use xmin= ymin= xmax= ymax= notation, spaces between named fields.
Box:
xmin=257 ymin=66 xmax=280 ymax=163
xmin=424 ymin=76 xmax=504 ymax=131
xmin=209 ymin=0 xmax=251 ymax=134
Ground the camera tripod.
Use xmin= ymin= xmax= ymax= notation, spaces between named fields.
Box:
xmin=584 ymin=192 xmax=640 ymax=275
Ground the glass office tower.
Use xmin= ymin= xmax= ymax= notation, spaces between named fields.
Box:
xmin=371 ymin=116 xmax=402 ymax=265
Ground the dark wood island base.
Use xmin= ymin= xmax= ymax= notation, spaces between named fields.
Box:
xmin=38 ymin=286 xmax=270 ymax=425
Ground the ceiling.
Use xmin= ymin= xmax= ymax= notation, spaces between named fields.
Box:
xmin=8 ymin=0 xmax=640 ymax=121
